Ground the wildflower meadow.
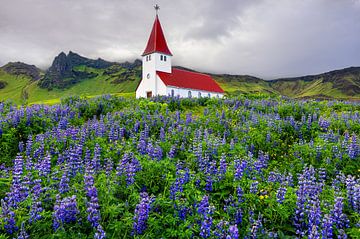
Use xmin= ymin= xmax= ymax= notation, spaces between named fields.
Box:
xmin=0 ymin=95 xmax=359 ymax=238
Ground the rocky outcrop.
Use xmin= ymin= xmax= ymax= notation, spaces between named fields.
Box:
xmin=1 ymin=62 xmax=42 ymax=80
xmin=39 ymin=51 xmax=115 ymax=89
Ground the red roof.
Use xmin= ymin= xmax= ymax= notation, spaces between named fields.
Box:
xmin=157 ymin=68 xmax=224 ymax=93
xmin=142 ymin=15 xmax=172 ymax=56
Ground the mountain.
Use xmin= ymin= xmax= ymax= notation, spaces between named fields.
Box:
xmin=270 ymin=67 xmax=360 ymax=99
xmin=1 ymin=62 xmax=42 ymax=81
xmin=1 ymin=51 xmax=360 ymax=104
xmin=39 ymin=51 xmax=115 ymax=89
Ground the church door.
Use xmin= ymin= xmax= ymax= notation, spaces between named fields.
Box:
xmin=146 ymin=91 xmax=152 ymax=98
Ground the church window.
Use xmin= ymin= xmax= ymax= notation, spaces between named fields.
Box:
xmin=188 ymin=91 xmax=192 ymax=97
xmin=160 ymin=55 xmax=163 ymax=61
xmin=171 ymin=89 xmax=174 ymax=97
xmin=164 ymin=56 xmax=167 ymax=61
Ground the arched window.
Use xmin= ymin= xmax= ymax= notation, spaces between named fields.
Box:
xmin=164 ymin=56 xmax=167 ymax=62
xmin=188 ymin=91 xmax=192 ymax=97
xmin=160 ymin=55 xmax=163 ymax=61
xmin=171 ymin=89 xmax=174 ymax=97
xmin=198 ymin=92 xmax=201 ymax=98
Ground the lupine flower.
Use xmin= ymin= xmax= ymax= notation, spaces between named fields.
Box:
xmin=218 ymin=154 xmax=227 ymax=181
xmin=214 ymin=220 xmax=228 ymax=238
xmin=17 ymin=222 xmax=29 ymax=239
xmin=308 ymin=197 xmax=321 ymax=238
xmin=331 ymin=197 xmax=349 ymax=230
xmin=133 ymin=192 xmax=154 ymax=235
xmin=197 ymin=195 xmax=214 ymax=238
xmin=53 ymin=195 xmax=80 ymax=231
xmin=94 ymin=225 xmax=106 ymax=239
xmin=1 ymin=199 xmax=18 ymax=234
xmin=59 ymin=165 xmax=70 ymax=194
xmin=234 ymin=160 xmax=246 ymax=181
xmin=321 ymin=214 xmax=333 ymax=239
xmin=250 ymin=181 xmax=259 ymax=194
xmin=228 ymin=225 xmax=239 ymax=239
xmin=276 ymin=186 xmax=287 ymax=204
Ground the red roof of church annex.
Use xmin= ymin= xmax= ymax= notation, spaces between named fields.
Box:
xmin=142 ymin=15 xmax=173 ymax=56
xmin=157 ymin=68 xmax=225 ymax=93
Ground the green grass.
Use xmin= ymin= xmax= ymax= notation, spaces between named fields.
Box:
xmin=213 ymin=76 xmax=278 ymax=96
xmin=0 ymin=66 xmax=140 ymax=104
xmin=0 ymin=69 xmax=31 ymax=104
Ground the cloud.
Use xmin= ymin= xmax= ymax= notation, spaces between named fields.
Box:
xmin=0 ymin=0 xmax=359 ymax=79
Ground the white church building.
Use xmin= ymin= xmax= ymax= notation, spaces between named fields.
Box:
xmin=136 ymin=8 xmax=224 ymax=98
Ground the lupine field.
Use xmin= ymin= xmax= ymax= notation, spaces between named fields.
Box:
xmin=0 ymin=95 xmax=360 ymax=239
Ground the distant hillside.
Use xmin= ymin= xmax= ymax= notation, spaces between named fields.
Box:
xmin=1 ymin=51 xmax=360 ymax=104
xmin=212 ymin=74 xmax=277 ymax=96
xmin=270 ymin=67 xmax=360 ymax=99
xmin=1 ymin=62 xmax=42 ymax=81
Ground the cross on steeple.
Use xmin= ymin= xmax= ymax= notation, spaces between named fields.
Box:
xmin=154 ymin=4 xmax=160 ymax=15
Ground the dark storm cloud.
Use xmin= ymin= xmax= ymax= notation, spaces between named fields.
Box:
xmin=0 ymin=0 xmax=359 ymax=78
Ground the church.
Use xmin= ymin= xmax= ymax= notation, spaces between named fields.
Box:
xmin=136 ymin=6 xmax=224 ymax=99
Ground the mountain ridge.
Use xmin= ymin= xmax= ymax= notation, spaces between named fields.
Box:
xmin=1 ymin=51 xmax=360 ymax=103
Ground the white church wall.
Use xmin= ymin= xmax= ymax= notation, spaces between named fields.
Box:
xmin=154 ymin=53 xmax=172 ymax=73
xmin=136 ymin=52 xmax=172 ymax=98
xmin=166 ymin=86 xmax=224 ymax=98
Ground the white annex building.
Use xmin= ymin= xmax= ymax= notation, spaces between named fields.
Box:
xmin=136 ymin=6 xmax=224 ymax=99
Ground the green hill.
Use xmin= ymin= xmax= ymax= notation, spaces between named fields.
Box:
xmin=1 ymin=51 xmax=360 ymax=104
xmin=270 ymin=67 xmax=360 ymax=99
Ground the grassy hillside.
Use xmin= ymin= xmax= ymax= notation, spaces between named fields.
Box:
xmin=270 ymin=67 xmax=360 ymax=99
xmin=213 ymin=74 xmax=278 ymax=96
xmin=25 ymin=66 xmax=140 ymax=103
xmin=0 ymin=69 xmax=31 ymax=103
xmin=0 ymin=66 xmax=139 ymax=104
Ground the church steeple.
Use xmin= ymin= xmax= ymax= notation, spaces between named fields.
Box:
xmin=142 ymin=11 xmax=172 ymax=56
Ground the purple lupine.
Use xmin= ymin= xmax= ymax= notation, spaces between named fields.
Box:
xmin=218 ymin=154 xmax=227 ymax=181
xmin=348 ymin=134 xmax=359 ymax=159
xmin=116 ymin=153 xmax=142 ymax=187
xmin=59 ymin=165 xmax=70 ymax=194
xmin=94 ymin=225 xmax=106 ymax=239
xmin=234 ymin=159 xmax=246 ymax=181
xmin=237 ymin=186 xmax=244 ymax=204
xmin=197 ymin=195 xmax=214 ymax=238
xmin=93 ymin=143 xmax=102 ymax=173
xmin=331 ymin=197 xmax=349 ymax=230
xmin=104 ymin=157 xmax=113 ymax=177
xmin=228 ymin=225 xmax=239 ymax=239
xmin=250 ymin=181 xmax=259 ymax=194
xmin=87 ymin=195 xmax=101 ymax=228
xmin=17 ymin=222 xmax=29 ymax=239
xmin=276 ymin=186 xmax=287 ymax=204
xmin=307 ymin=197 xmax=321 ymax=238
xmin=39 ymin=153 xmax=51 ymax=177
xmin=214 ymin=220 xmax=229 ymax=238
xmin=1 ymin=199 xmax=18 ymax=234
xmin=133 ymin=192 xmax=154 ymax=235
xmin=249 ymin=213 xmax=264 ymax=239
xmin=321 ymin=214 xmax=333 ymax=239
xmin=29 ymin=180 xmax=44 ymax=224
xmin=168 ymin=145 xmax=177 ymax=158
xmin=345 ymin=175 xmax=359 ymax=213
xmin=53 ymin=195 xmax=80 ymax=231
xmin=205 ymin=176 xmax=213 ymax=192
xmin=170 ymin=163 xmax=190 ymax=200
xmin=8 ymin=154 xmax=25 ymax=207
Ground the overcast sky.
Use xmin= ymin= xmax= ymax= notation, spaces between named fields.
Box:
xmin=0 ymin=0 xmax=359 ymax=79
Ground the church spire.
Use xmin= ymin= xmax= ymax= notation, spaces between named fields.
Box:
xmin=142 ymin=6 xmax=172 ymax=56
